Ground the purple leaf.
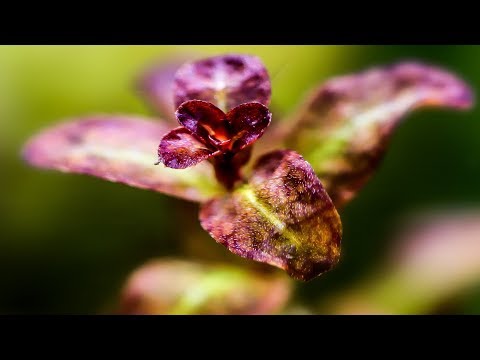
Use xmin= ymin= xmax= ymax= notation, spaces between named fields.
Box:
xmin=283 ymin=62 xmax=474 ymax=208
xmin=175 ymin=100 xmax=272 ymax=153
xmin=175 ymin=100 xmax=229 ymax=147
xmin=136 ymin=57 xmax=186 ymax=123
xmin=22 ymin=116 xmax=223 ymax=202
xmin=173 ymin=54 xmax=271 ymax=112
xmin=200 ymin=150 xmax=342 ymax=281
xmin=227 ymin=102 xmax=272 ymax=152
xmin=158 ymin=127 xmax=218 ymax=169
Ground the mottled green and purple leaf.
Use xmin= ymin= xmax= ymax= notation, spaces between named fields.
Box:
xmin=22 ymin=116 xmax=224 ymax=202
xmin=200 ymin=150 xmax=342 ymax=281
xmin=282 ymin=62 xmax=474 ymax=207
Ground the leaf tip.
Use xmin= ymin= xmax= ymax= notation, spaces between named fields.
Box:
xmin=394 ymin=61 xmax=475 ymax=110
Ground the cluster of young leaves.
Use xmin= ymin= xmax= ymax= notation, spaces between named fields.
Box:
xmin=23 ymin=54 xmax=473 ymax=281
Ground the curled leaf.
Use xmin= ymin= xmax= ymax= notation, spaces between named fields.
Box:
xmin=227 ymin=102 xmax=272 ymax=152
xmin=158 ymin=127 xmax=218 ymax=169
xmin=176 ymin=100 xmax=229 ymax=146
xmin=200 ymin=150 xmax=342 ymax=281
xmin=283 ymin=62 xmax=474 ymax=208
xmin=120 ymin=259 xmax=292 ymax=314
xmin=173 ymin=54 xmax=271 ymax=112
xmin=22 ymin=116 xmax=223 ymax=202
xmin=176 ymin=100 xmax=272 ymax=152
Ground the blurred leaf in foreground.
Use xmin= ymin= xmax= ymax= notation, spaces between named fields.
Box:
xmin=321 ymin=210 xmax=480 ymax=314
xmin=120 ymin=259 xmax=292 ymax=314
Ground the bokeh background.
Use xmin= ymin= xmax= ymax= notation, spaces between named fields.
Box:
xmin=1 ymin=45 xmax=480 ymax=314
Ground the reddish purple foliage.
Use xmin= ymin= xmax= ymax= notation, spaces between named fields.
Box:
xmin=173 ymin=54 xmax=271 ymax=111
xmin=157 ymin=99 xmax=271 ymax=189
xmin=22 ymin=54 xmax=474 ymax=282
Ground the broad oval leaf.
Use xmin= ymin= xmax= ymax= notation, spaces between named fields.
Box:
xmin=200 ymin=150 xmax=342 ymax=281
xmin=158 ymin=127 xmax=218 ymax=169
xmin=22 ymin=116 xmax=223 ymax=202
xmin=173 ymin=54 xmax=271 ymax=112
xmin=120 ymin=259 xmax=292 ymax=314
xmin=283 ymin=62 xmax=474 ymax=208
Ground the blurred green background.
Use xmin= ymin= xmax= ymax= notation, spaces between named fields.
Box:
xmin=1 ymin=45 xmax=479 ymax=313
